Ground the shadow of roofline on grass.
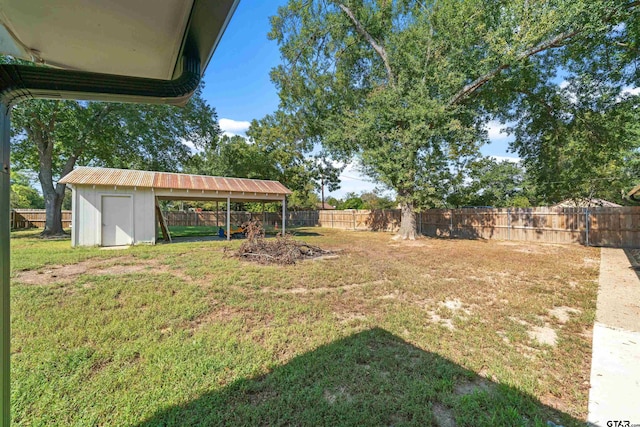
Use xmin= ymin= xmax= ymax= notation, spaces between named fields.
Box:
xmin=135 ymin=328 xmax=582 ymax=427
xmin=623 ymin=248 xmax=640 ymax=282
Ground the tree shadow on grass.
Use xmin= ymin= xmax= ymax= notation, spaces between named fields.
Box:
xmin=136 ymin=328 xmax=582 ymax=427
xmin=10 ymin=230 xmax=70 ymax=240
xmin=288 ymin=230 xmax=323 ymax=237
xmin=624 ymin=248 xmax=640 ymax=281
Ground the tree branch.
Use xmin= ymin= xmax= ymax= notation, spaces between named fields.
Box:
xmin=338 ymin=3 xmax=395 ymax=85
xmin=72 ymin=104 xmax=113 ymax=160
xmin=449 ymin=30 xmax=579 ymax=105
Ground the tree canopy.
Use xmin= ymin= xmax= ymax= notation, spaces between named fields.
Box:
xmin=9 ymin=170 xmax=44 ymax=210
xmin=10 ymin=76 xmax=220 ymax=235
xmin=268 ymin=0 xmax=640 ymax=238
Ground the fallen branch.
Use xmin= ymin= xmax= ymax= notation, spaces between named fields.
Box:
xmin=230 ymin=220 xmax=335 ymax=265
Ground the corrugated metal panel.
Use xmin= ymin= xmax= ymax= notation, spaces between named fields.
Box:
xmin=59 ymin=167 xmax=292 ymax=195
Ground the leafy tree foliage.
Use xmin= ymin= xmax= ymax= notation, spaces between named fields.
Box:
xmin=9 ymin=170 xmax=44 ymax=209
xmin=187 ymin=117 xmax=330 ymax=210
xmin=329 ymin=191 xmax=395 ymax=210
xmin=10 ymin=79 xmax=219 ymax=235
xmin=309 ymin=155 xmax=343 ymax=206
xmin=268 ymin=0 xmax=638 ymax=238
xmin=447 ymin=158 xmax=533 ymax=208
xmin=505 ymin=76 xmax=640 ymax=205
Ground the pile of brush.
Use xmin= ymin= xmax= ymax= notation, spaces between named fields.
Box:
xmin=232 ymin=220 xmax=332 ymax=265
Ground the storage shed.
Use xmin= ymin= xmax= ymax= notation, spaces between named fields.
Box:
xmin=59 ymin=167 xmax=292 ymax=247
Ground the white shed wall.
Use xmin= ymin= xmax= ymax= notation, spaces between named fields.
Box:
xmin=72 ymin=185 xmax=156 ymax=247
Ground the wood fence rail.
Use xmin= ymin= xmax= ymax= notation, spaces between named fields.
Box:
xmin=11 ymin=207 xmax=640 ymax=247
xmin=164 ymin=207 xmax=639 ymax=247
xmin=10 ymin=210 xmax=72 ymax=229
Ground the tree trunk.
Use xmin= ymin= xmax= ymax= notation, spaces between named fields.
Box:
xmin=397 ymin=200 xmax=417 ymax=240
xmin=41 ymin=185 xmax=66 ymax=236
xmin=37 ymin=143 xmax=75 ymax=237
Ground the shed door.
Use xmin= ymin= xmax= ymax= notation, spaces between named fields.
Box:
xmin=102 ymin=196 xmax=133 ymax=246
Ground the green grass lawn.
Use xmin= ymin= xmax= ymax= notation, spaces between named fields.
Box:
xmin=9 ymin=228 xmax=599 ymax=426
xmin=163 ymin=225 xmax=289 ymax=239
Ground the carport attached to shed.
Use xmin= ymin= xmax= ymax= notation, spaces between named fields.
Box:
xmin=59 ymin=167 xmax=292 ymax=246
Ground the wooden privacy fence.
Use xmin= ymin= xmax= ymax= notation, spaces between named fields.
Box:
xmin=13 ymin=207 xmax=639 ymax=247
xmin=162 ymin=211 xmax=319 ymax=228
xmin=10 ymin=209 xmax=72 ymax=229
xmin=314 ymin=207 xmax=640 ymax=248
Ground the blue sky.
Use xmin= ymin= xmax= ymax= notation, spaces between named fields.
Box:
xmin=201 ymin=0 xmax=517 ymax=198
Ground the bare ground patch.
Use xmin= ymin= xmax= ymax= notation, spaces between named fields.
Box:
xmin=13 ymin=257 xmax=158 ymax=285
xmin=454 ymin=378 xmax=495 ymax=396
xmin=13 ymin=255 xmax=215 ymax=287
xmin=527 ymin=325 xmax=558 ymax=346
xmin=549 ymin=306 xmax=581 ymax=324
xmin=262 ymin=279 xmax=390 ymax=295
xmin=432 ymin=403 xmax=456 ymax=427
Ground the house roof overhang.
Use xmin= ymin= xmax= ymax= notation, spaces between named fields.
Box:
xmin=0 ymin=0 xmax=240 ymax=106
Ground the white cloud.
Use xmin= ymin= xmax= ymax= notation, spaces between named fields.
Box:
xmin=622 ymin=86 xmax=640 ymax=97
xmin=485 ymin=120 xmax=509 ymax=140
xmin=558 ymin=79 xmax=570 ymax=89
xmin=181 ymin=138 xmax=200 ymax=154
xmin=490 ymin=155 xmax=521 ymax=163
xmin=324 ymin=160 xmax=396 ymax=199
xmin=219 ymin=118 xmax=251 ymax=137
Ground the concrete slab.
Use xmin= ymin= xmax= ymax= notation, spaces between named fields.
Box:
xmin=587 ymin=248 xmax=640 ymax=426
xmin=588 ymin=324 xmax=640 ymax=426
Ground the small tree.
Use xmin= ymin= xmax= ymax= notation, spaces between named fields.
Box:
xmin=9 ymin=170 xmax=44 ymax=209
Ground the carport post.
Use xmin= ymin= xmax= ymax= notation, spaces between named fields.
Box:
xmin=226 ymin=197 xmax=231 ymax=241
xmin=1 ymin=103 xmax=10 ymax=426
xmin=282 ymin=197 xmax=286 ymax=235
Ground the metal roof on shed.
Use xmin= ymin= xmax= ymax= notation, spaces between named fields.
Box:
xmin=59 ymin=167 xmax=292 ymax=195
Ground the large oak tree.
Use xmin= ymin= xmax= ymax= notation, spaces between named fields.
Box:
xmin=268 ymin=0 xmax=638 ymax=239
xmin=10 ymin=84 xmax=219 ymax=236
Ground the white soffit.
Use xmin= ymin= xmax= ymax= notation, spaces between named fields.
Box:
xmin=0 ymin=0 xmax=194 ymax=80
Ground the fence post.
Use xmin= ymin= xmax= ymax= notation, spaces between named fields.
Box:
xmin=507 ymin=208 xmax=511 ymax=240
xmin=450 ymin=209 xmax=454 ymax=238
xmin=418 ymin=211 xmax=422 ymax=235
xmin=353 ymin=210 xmax=356 ymax=230
xmin=585 ymin=207 xmax=590 ymax=247
xmin=331 ymin=210 xmax=334 ymax=228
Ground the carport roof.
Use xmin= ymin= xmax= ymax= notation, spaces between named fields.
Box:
xmin=60 ymin=167 xmax=292 ymax=195
xmin=627 ymin=183 xmax=640 ymax=202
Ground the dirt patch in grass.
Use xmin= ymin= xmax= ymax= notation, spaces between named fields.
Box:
xmin=263 ymin=279 xmax=389 ymax=295
xmin=454 ymin=378 xmax=495 ymax=396
xmin=432 ymin=403 xmax=456 ymax=427
xmin=13 ymin=257 xmax=157 ymax=285
xmin=549 ymin=306 xmax=581 ymax=324
xmin=13 ymin=254 xmax=215 ymax=288
xmin=527 ymin=325 xmax=558 ymax=346
xmin=323 ymin=386 xmax=353 ymax=405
